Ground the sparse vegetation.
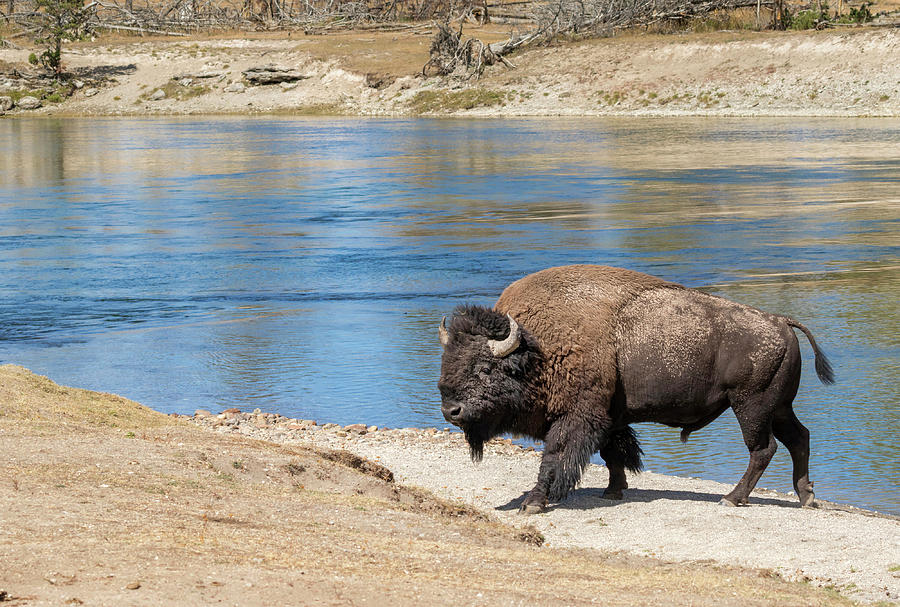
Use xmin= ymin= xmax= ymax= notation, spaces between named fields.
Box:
xmin=697 ymin=90 xmax=722 ymax=107
xmin=23 ymin=0 xmax=93 ymax=77
xmin=657 ymin=93 xmax=683 ymax=105
xmin=788 ymin=6 xmax=828 ymax=29
xmin=6 ymin=88 xmax=47 ymax=103
xmin=600 ymin=90 xmax=626 ymax=105
xmin=684 ymin=7 xmax=762 ymax=31
xmin=139 ymin=79 xmax=211 ymax=102
xmin=282 ymin=103 xmax=346 ymax=116
xmin=409 ymin=88 xmax=504 ymax=113
xmin=838 ymin=2 xmax=873 ymax=23
xmin=784 ymin=0 xmax=873 ymax=29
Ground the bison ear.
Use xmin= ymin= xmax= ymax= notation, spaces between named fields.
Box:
xmin=439 ymin=316 xmax=451 ymax=347
xmin=487 ymin=314 xmax=521 ymax=358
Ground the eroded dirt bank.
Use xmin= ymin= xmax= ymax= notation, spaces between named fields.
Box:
xmin=1 ymin=26 xmax=899 ymax=117
xmin=2 ymin=365 xmax=897 ymax=605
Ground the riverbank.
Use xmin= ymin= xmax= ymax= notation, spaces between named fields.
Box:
xmin=2 ymin=25 xmax=900 ymax=117
xmin=187 ymin=405 xmax=900 ymax=604
xmin=2 ymin=365 xmax=898 ymax=605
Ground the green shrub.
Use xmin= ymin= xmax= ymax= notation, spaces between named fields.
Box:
xmin=837 ymin=2 xmax=872 ymax=23
xmin=789 ymin=8 xmax=826 ymax=29
xmin=8 ymin=89 xmax=46 ymax=103
xmin=849 ymin=3 xmax=872 ymax=22
xmin=25 ymin=0 xmax=93 ymax=77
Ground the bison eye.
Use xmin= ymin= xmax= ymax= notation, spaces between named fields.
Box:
xmin=479 ymin=366 xmax=492 ymax=376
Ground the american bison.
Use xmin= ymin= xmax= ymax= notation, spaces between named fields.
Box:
xmin=437 ymin=265 xmax=834 ymax=513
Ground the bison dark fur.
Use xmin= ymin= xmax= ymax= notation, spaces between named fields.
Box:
xmin=437 ymin=265 xmax=834 ymax=513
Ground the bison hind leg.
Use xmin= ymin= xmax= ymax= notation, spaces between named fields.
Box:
xmin=773 ymin=409 xmax=816 ymax=508
xmin=600 ymin=426 xmax=643 ymax=500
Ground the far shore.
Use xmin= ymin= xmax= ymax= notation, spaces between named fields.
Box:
xmin=2 ymin=26 xmax=900 ymax=119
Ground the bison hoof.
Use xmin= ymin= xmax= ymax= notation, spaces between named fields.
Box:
xmin=519 ymin=495 xmax=547 ymax=514
xmin=520 ymin=502 xmax=545 ymax=515
xmin=800 ymin=493 xmax=816 ymax=509
xmin=718 ymin=498 xmax=738 ymax=507
xmin=602 ymin=489 xmax=624 ymax=500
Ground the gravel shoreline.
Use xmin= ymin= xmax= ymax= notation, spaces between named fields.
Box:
xmin=185 ymin=407 xmax=900 ymax=604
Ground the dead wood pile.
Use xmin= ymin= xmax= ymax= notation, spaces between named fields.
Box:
xmin=1 ymin=0 xmax=490 ymax=32
xmin=425 ymin=0 xmax=776 ymax=77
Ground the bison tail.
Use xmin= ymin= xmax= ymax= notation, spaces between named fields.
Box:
xmin=786 ymin=319 xmax=835 ymax=385
xmin=605 ymin=426 xmax=644 ymax=474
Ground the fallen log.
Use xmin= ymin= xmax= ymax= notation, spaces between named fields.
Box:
xmin=94 ymin=22 xmax=189 ymax=34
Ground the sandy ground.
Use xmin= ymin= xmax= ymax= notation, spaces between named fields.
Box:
xmin=2 ymin=25 xmax=900 ymax=117
xmin=3 ymin=365 xmax=871 ymax=607
xmin=191 ymin=408 xmax=900 ymax=605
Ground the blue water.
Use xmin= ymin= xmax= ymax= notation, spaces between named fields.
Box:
xmin=1 ymin=116 xmax=898 ymax=514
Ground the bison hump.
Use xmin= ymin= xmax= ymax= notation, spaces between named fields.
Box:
xmin=495 ymin=265 xmax=679 ymax=342
xmin=494 ymin=265 xmax=681 ymax=413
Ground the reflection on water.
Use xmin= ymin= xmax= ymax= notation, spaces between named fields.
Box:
xmin=1 ymin=116 xmax=898 ymax=514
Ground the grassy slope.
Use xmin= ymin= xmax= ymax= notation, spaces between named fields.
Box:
xmin=0 ymin=364 xmax=857 ymax=605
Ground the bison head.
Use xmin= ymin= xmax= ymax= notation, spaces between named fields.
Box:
xmin=437 ymin=305 xmax=540 ymax=461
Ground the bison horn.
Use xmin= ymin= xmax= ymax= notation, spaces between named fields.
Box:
xmin=439 ymin=316 xmax=450 ymax=347
xmin=488 ymin=314 xmax=520 ymax=358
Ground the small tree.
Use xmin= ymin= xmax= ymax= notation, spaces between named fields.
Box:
xmin=27 ymin=0 xmax=93 ymax=77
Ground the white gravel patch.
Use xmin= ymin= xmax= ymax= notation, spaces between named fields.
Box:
xmin=190 ymin=411 xmax=900 ymax=604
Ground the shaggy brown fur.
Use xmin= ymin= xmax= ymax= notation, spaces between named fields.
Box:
xmin=438 ymin=265 xmax=834 ymax=514
xmin=495 ymin=265 xmax=681 ymax=416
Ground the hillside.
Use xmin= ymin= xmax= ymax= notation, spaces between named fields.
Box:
xmin=1 ymin=24 xmax=899 ymax=116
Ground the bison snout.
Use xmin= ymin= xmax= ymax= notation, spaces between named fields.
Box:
xmin=441 ymin=402 xmax=463 ymax=424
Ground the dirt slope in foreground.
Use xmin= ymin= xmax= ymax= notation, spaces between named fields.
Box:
xmin=0 ymin=365 xmax=861 ymax=606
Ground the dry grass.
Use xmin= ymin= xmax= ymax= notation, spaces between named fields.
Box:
xmin=0 ymin=364 xmax=171 ymax=429
xmin=0 ymin=365 xmax=859 ymax=606
xmin=409 ymin=87 xmax=507 ymax=113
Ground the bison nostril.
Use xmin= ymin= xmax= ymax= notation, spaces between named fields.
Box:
xmin=442 ymin=404 xmax=463 ymax=422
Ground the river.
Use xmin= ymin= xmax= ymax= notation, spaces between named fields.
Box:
xmin=1 ymin=116 xmax=898 ymax=514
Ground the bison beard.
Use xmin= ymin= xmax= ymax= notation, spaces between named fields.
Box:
xmin=463 ymin=426 xmax=487 ymax=462
xmin=438 ymin=265 xmax=834 ymax=514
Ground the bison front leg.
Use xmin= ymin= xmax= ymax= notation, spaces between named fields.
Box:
xmin=520 ymin=415 xmax=606 ymax=514
xmin=520 ymin=451 xmax=559 ymax=514
xmin=599 ymin=426 xmax=643 ymax=500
